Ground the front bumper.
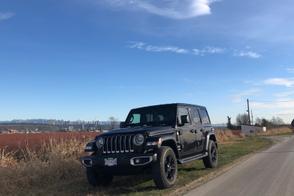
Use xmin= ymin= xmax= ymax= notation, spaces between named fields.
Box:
xmin=80 ymin=153 xmax=157 ymax=174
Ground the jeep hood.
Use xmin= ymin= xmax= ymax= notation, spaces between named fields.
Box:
xmin=99 ymin=126 xmax=175 ymax=137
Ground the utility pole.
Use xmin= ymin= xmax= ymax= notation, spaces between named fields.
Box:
xmin=247 ymin=99 xmax=251 ymax=125
xmin=251 ymin=110 xmax=254 ymax=125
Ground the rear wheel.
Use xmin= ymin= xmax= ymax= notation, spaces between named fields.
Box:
xmin=86 ymin=167 xmax=113 ymax=186
xmin=203 ymin=140 xmax=218 ymax=168
xmin=152 ymin=146 xmax=178 ymax=189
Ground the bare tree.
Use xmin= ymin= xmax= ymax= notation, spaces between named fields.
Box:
xmin=255 ymin=117 xmax=262 ymax=126
xmin=236 ymin=113 xmax=250 ymax=125
xmin=270 ymin=117 xmax=284 ymax=125
xmin=255 ymin=116 xmax=285 ymax=127
xmin=109 ymin=116 xmax=119 ymax=130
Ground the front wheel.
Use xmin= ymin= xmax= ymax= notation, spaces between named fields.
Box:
xmin=152 ymin=146 xmax=178 ymax=189
xmin=203 ymin=140 xmax=218 ymax=168
xmin=86 ymin=167 xmax=113 ymax=186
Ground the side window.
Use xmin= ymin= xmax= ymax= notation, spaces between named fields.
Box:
xmin=199 ymin=108 xmax=210 ymax=125
xmin=191 ymin=107 xmax=201 ymax=124
xmin=130 ymin=114 xmax=141 ymax=124
xmin=177 ymin=107 xmax=191 ymax=126
xmin=146 ymin=113 xmax=153 ymax=122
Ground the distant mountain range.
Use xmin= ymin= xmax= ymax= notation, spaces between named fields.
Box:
xmin=0 ymin=119 xmax=110 ymax=125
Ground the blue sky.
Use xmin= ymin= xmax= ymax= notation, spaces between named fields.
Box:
xmin=1 ymin=0 xmax=294 ymax=123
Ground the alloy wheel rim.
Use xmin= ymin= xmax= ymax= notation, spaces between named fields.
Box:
xmin=211 ymin=146 xmax=217 ymax=162
xmin=164 ymin=155 xmax=176 ymax=181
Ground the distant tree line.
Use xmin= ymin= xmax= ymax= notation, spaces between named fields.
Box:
xmin=227 ymin=113 xmax=286 ymax=129
xmin=254 ymin=117 xmax=285 ymax=128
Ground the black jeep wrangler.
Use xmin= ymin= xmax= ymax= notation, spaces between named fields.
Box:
xmin=81 ymin=103 xmax=218 ymax=189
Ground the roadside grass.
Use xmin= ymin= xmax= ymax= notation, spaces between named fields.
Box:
xmin=0 ymin=136 xmax=273 ymax=196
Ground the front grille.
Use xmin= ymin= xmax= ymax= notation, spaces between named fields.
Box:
xmin=102 ymin=135 xmax=135 ymax=154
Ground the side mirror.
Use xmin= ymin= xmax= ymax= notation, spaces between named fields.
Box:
xmin=179 ymin=115 xmax=190 ymax=126
xmin=120 ymin=122 xmax=126 ymax=128
xmin=291 ymin=119 xmax=294 ymax=128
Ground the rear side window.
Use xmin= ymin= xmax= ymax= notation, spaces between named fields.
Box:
xmin=190 ymin=107 xmax=201 ymax=124
xmin=199 ymin=108 xmax=210 ymax=125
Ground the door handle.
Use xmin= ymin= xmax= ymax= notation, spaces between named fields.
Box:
xmin=190 ymin=129 xmax=197 ymax=133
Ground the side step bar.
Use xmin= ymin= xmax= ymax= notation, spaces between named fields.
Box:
xmin=178 ymin=152 xmax=208 ymax=164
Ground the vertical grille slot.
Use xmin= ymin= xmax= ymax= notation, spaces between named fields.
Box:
xmin=102 ymin=135 xmax=135 ymax=154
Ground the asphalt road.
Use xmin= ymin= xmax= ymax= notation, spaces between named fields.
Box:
xmin=185 ymin=136 xmax=294 ymax=196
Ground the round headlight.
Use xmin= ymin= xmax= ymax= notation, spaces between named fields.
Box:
xmin=96 ymin=137 xmax=104 ymax=149
xmin=133 ymin=134 xmax=144 ymax=146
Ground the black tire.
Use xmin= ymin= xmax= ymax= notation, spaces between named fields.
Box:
xmin=86 ymin=167 xmax=113 ymax=186
xmin=203 ymin=140 xmax=218 ymax=168
xmin=152 ymin=146 xmax=178 ymax=189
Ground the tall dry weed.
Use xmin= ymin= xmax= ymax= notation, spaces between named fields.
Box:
xmin=0 ymin=148 xmax=17 ymax=168
xmin=0 ymin=138 xmax=90 ymax=195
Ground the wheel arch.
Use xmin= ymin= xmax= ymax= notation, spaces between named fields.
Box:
xmin=161 ymin=139 xmax=179 ymax=159
xmin=206 ymin=133 xmax=218 ymax=151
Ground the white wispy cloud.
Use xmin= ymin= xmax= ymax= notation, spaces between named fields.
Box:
xmin=0 ymin=12 xmax=15 ymax=21
xmin=128 ymin=42 xmax=189 ymax=54
xmin=274 ymin=91 xmax=294 ymax=98
xmin=286 ymin=67 xmax=294 ymax=73
xmin=128 ymin=42 xmax=263 ymax=59
xmin=277 ymin=109 xmax=294 ymax=116
xmin=231 ymin=88 xmax=261 ymax=103
xmin=250 ymin=99 xmax=294 ymax=123
xmin=264 ymin=78 xmax=294 ymax=87
xmin=193 ymin=46 xmax=225 ymax=56
xmin=251 ymin=100 xmax=294 ymax=110
xmin=128 ymin=42 xmax=226 ymax=56
xmin=234 ymin=51 xmax=261 ymax=59
xmin=102 ymin=0 xmax=218 ymax=19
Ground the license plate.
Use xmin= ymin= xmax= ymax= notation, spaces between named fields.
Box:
xmin=104 ymin=158 xmax=117 ymax=167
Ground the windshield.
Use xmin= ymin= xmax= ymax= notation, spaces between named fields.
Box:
xmin=125 ymin=105 xmax=176 ymax=127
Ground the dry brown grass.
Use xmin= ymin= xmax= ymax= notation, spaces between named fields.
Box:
xmin=0 ymin=149 xmax=17 ymax=168
xmin=0 ymin=138 xmax=89 ymax=195
xmin=257 ymin=126 xmax=293 ymax=136
xmin=215 ymin=129 xmax=245 ymax=144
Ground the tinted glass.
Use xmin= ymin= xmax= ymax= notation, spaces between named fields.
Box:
xmin=125 ymin=105 xmax=176 ymax=127
xmin=191 ymin=107 xmax=201 ymax=124
xmin=129 ymin=114 xmax=141 ymax=124
xmin=199 ymin=108 xmax=210 ymax=124
xmin=177 ymin=107 xmax=191 ymax=125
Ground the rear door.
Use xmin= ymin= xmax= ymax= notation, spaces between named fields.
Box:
xmin=177 ymin=106 xmax=198 ymax=157
xmin=198 ymin=107 xmax=212 ymax=151
xmin=190 ymin=107 xmax=206 ymax=153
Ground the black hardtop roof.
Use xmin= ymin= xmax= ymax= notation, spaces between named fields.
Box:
xmin=131 ymin=103 xmax=206 ymax=110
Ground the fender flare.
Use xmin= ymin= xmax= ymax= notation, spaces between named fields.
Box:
xmin=160 ymin=137 xmax=179 ymax=159
xmin=205 ymin=133 xmax=218 ymax=151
